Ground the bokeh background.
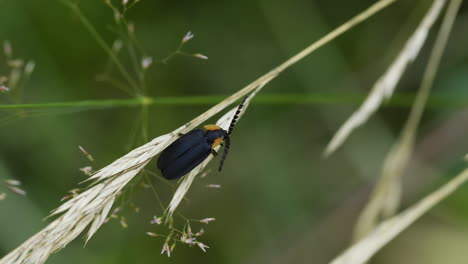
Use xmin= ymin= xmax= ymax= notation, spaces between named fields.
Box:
xmin=1 ymin=0 xmax=468 ymax=263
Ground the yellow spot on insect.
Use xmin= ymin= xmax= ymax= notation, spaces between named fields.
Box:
xmin=204 ymin=124 xmax=222 ymax=131
xmin=212 ymin=138 xmax=223 ymax=148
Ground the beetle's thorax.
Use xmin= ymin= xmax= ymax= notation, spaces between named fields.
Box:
xmin=205 ymin=129 xmax=227 ymax=143
xmin=205 ymin=129 xmax=227 ymax=148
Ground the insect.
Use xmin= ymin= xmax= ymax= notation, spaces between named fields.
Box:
xmin=157 ymin=97 xmax=247 ymax=180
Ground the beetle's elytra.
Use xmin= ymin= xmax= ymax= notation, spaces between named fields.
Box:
xmin=157 ymin=96 xmax=247 ymax=180
xmin=157 ymin=125 xmax=226 ymax=180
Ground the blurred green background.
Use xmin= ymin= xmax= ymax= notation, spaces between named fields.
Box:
xmin=1 ymin=0 xmax=468 ymax=263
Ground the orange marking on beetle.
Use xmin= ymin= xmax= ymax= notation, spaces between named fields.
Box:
xmin=204 ymin=124 xmax=222 ymax=131
xmin=212 ymin=137 xmax=224 ymax=148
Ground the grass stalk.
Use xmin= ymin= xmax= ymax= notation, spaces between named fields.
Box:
xmin=4 ymin=91 xmax=467 ymax=110
xmin=353 ymin=0 xmax=460 ymax=243
xmin=331 ymin=159 xmax=468 ymax=264
xmin=324 ymin=0 xmax=447 ymax=156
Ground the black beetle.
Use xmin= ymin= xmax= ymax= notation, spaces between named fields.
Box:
xmin=157 ymin=97 xmax=246 ymax=180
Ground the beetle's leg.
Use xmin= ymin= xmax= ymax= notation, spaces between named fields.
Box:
xmin=211 ymin=149 xmax=218 ymax=157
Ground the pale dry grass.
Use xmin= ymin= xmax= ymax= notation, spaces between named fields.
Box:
xmin=353 ymin=0 xmax=460 ymax=243
xmin=0 ymin=1 xmax=395 ymax=263
xmin=324 ymin=0 xmax=447 ymax=157
xmin=331 ymin=163 xmax=468 ymax=264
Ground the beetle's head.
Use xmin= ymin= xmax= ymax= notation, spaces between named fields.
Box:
xmin=204 ymin=124 xmax=227 ymax=148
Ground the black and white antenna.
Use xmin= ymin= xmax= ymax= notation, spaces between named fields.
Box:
xmin=218 ymin=96 xmax=248 ymax=171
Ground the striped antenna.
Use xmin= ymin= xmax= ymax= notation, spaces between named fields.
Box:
xmin=227 ymin=96 xmax=247 ymax=136
xmin=219 ymin=96 xmax=248 ymax=171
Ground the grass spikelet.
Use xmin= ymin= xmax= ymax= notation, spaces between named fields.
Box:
xmin=324 ymin=0 xmax=447 ymax=156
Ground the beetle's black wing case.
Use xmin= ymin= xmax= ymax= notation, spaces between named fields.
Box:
xmin=160 ymin=141 xmax=212 ymax=180
xmin=157 ymin=129 xmax=204 ymax=170
xmin=158 ymin=129 xmax=213 ymax=180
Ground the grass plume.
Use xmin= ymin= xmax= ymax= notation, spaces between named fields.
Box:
xmin=353 ymin=0 xmax=459 ymax=242
xmin=0 ymin=1 xmax=396 ymax=262
xmin=324 ymin=0 xmax=447 ymax=157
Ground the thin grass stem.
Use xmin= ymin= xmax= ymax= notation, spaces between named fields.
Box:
xmin=60 ymin=0 xmax=140 ymax=94
xmin=1 ymin=93 xmax=467 ymax=110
